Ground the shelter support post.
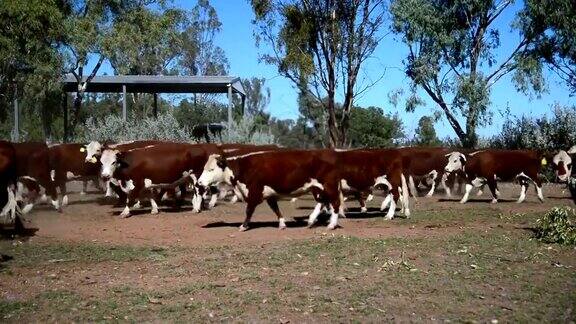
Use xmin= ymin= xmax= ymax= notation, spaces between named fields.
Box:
xmin=122 ymin=84 xmax=127 ymax=121
xmin=153 ymin=93 xmax=158 ymax=118
xmin=13 ymin=88 xmax=19 ymax=142
xmin=227 ymin=84 xmax=233 ymax=129
xmin=241 ymin=94 xmax=246 ymax=117
xmin=62 ymin=92 xmax=68 ymax=143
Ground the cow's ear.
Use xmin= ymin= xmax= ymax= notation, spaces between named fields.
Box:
xmin=216 ymin=156 xmax=227 ymax=169
xmin=459 ymin=155 xmax=467 ymax=165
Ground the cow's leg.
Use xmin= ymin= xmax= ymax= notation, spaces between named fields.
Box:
xmin=240 ymin=201 xmax=259 ymax=232
xmin=534 ymin=178 xmax=544 ymax=202
xmin=441 ymin=173 xmax=452 ymax=198
xmin=120 ymin=180 xmax=142 ymax=218
xmin=460 ymin=183 xmax=473 ymax=204
xmin=384 ymin=193 xmax=396 ymax=220
xmin=380 ymin=194 xmax=392 ymax=211
xmin=307 ymin=202 xmax=323 ymax=227
xmin=487 ymin=179 xmax=498 ymax=204
xmin=357 ymin=192 xmax=367 ymax=213
xmin=408 ymin=175 xmax=419 ymax=200
xmin=80 ymin=180 xmax=88 ymax=195
xmin=425 ymin=171 xmax=438 ymax=197
xmin=516 ymin=176 xmax=529 ymax=203
xmin=400 ymin=174 xmax=410 ymax=217
xmin=266 ymin=198 xmax=286 ymax=230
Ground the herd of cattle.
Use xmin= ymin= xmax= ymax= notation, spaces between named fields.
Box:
xmin=0 ymin=140 xmax=574 ymax=231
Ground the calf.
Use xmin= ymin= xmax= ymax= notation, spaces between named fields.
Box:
xmin=444 ymin=150 xmax=545 ymax=204
xmin=197 ymin=150 xmax=343 ymax=231
xmin=102 ymin=143 xmax=220 ymax=217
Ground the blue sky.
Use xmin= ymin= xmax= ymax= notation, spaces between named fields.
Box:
xmin=92 ymin=0 xmax=575 ymax=139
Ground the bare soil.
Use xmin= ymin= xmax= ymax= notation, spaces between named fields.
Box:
xmin=0 ymin=181 xmax=574 ymax=322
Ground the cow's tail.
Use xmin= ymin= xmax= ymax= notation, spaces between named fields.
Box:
xmin=401 ymin=173 xmax=410 ymax=218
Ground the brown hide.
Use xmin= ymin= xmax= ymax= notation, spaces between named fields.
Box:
xmin=221 ymin=149 xmax=341 ymax=230
xmin=12 ymin=142 xmax=57 ymax=200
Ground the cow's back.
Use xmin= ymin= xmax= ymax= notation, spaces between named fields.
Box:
xmin=472 ymin=150 xmax=541 ymax=180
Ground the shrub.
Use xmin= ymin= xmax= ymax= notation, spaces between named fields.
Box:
xmin=74 ymin=111 xmax=277 ymax=145
xmin=535 ymin=207 xmax=576 ymax=245
xmin=223 ymin=116 xmax=276 ymax=145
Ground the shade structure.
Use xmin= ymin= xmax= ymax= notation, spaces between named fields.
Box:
xmin=55 ymin=74 xmax=246 ymax=142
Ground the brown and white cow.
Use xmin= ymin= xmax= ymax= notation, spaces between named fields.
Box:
xmin=197 ymin=150 xmax=343 ymax=231
xmin=0 ymin=141 xmax=17 ymax=221
xmin=444 ymin=149 xmax=545 ymax=204
xmin=11 ymin=142 xmax=58 ymax=213
xmin=85 ymin=140 xmax=165 ymax=199
xmin=333 ymin=149 xmax=410 ymax=220
xmin=551 ymin=147 xmax=576 ymax=182
xmin=398 ymin=147 xmax=456 ymax=198
xmin=48 ymin=143 xmax=102 ymax=208
xmin=102 ymin=143 xmax=221 ymax=217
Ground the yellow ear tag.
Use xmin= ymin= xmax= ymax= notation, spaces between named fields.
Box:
xmin=90 ymin=157 xmax=97 ymax=163
xmin=80 ymin=147 xmax=86 ymax=152
xmin=541 ymin=158 xmax=547 ymax=166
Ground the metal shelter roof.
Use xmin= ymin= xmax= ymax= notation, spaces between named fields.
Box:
xmin=62 ymin=74 xmax=246 ymax=96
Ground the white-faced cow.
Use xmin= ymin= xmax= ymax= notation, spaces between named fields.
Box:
xmin=197 ymin=150 xmax=343 ymax=231
xmin=102 ymin=143 xmax=221 ymax=217
xmin=444 ymin=150 xmax=545 ymax=204
xmin=551 ymin=148 xmax=575 ymax=182
xmin=85 ymin=140 xmax=165 ymax=200
xmin=48 ymin=143 xmax=102 ymax=209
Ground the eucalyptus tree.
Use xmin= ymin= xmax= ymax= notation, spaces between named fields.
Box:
xmin=251 ymin=0 xmax=387 ymax=147
xmin=391 ymin=0 xmax=546 ymax=148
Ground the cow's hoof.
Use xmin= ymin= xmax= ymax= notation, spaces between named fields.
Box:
xmin=306 ymin=221 xmax=315 ymax=228
xmin=490 ymin=198 xmax=498 ymax=204
xmin=151 ymin=209 xmax=159 ymax=215
xmin=360 ymin=207 xmax=368 ymax=213
xmin=193 ymin=208 xmax=201 ymax=213
xmin=404 ymin=209 xmax=411 ymax=218
xmin=62 ymin=195 xmax=69 ymax=206
xmin=21 ymin=203 xmax=34 ymax=214
xmin=120 ymin=213 xmax=131 ymax=218
xmin=239 ymin=225 xmax=248 ymax=232
xmin=327 ymin=223 xmax=338 ymax=230
xmin=278 ymin=224 xmax=287 ymax=230
xmin=384 ymin=215 xmax=393 ymax=220
xmin=132 ymin=201 xmax=141 ymax=209
xmin=459 ymin=200 xmax=467 ymax=204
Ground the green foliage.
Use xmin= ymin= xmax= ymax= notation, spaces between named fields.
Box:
xmin=519 ymin=0 xmax=576 ymax=93
xmin=224 ymin=116 xmax=276 ymax=145
xmin=347 ymin=106 xmax=404 ymax=148
xmin=391 ymin=0 xmax=546 ymax=148
xmin=414 ymin=116 xmax=441 ymax=146
xmin=490 ymin=103 xmax=576 ymax=150
xmin=173 ymin=98 xmax=227 ymax=128
xmin=251 ymin=0 xmax=387 ymax=147
xmin=535 ymin=207 xmax=576 ymax=245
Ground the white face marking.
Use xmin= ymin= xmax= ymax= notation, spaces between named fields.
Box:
xmin=445 ymin=152 xmax=465 ymax=172
xmin=100 ymin=150 xmax=120 ymax=178
xmin=553 ymin=150 xmax=572 ymax=182
xmin=85 ymin=141 xmax=102 ymax=162
xmin=198 ymin=154 xmax=234 ymax=187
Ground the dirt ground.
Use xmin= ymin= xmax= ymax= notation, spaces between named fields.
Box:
xmin=0 ymin=181 xmax=575 ymax=322
xmin=16 ymin=182 xmax=575 ymax=247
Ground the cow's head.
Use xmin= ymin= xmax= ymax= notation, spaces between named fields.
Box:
xmin=552 ymin=150 xmax=572 ymax=182
xmin=198 ymin=154 xmax=233 ymax=187
xmin=84 ymin=141 xmax=102 ymax=163
xmin=100 ymin=149 xmax=122 ymax=179
xmin=444 ymin=152 xmax=466 ymax=173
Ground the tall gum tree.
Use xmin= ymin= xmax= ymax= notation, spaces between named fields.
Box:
xmin=251 ymin=0 xmax=387 ymax=148
xmin=391 ymin=0 xmax=546 ymax=148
